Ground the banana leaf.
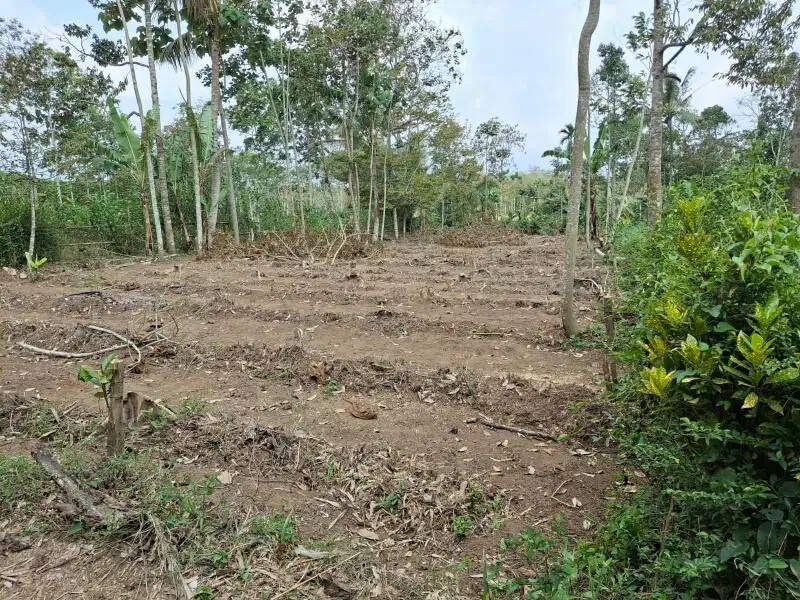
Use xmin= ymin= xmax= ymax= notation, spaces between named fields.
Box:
xmin=106 ymin=97 xmax=144 ymax=180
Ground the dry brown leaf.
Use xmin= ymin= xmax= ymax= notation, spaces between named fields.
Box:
xmin=357 ymin=528 xmax=381 ymax=541
xmin=345 ymin=400 xmax=377 ymax=420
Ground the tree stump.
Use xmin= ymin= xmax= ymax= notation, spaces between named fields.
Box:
xmin=107 ymin=359 xmax=126 ymax=456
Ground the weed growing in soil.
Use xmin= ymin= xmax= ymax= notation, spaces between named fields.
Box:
xmin=0 ymin=455 xmax=51 ymax=515
xmin=250 ymin=513 xmax=297 ymax=549
xmin=452 ymin=515 xmax=477 ymax=538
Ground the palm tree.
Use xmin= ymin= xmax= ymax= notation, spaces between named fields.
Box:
xmin=542 ymin=124 xmax=576 ymax=175
xmin=170 ymin=0 xmax=238 ymax=250
xmin=144 ymin=0 xmax=176 ymax=254
xmin=115 ymin=0 xmax=164 ymax=258
xmin=169 ymin=0 xmax=204 ymax=255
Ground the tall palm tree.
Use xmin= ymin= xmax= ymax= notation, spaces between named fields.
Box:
xmin=176 ymin=0 xmax=237 ymax=250
xmin=169 ymin=0 xmax=204 ymax=255
xmin=144 ymin=0 xmax=176 ymax=254
xmin=115 ymin=0 xmax=164 ymax=258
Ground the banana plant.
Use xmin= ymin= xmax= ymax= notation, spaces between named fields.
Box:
xmin=94 ymin=97 xmax=154 ymax=251
xmin=166 ymin=102 xmax=226 ymax=231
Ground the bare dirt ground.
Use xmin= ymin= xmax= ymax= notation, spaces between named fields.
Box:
xmin=0 ymin=231 xmax=620 ymax=599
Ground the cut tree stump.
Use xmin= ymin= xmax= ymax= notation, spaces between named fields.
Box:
xmin=107 ymin=359 xmax=126 ymax=456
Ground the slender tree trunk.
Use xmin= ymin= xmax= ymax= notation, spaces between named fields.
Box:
xmin=393 ymin=207 xmax=399 ymax=239
xmin=648 ymin=0 xmax=666 ymax=226
xmin=789 ymin=65 xmax=800 ymax=213
xmin=172 ymin=185 xmax=191 ymax=247
xmin=440 ymin=188 xmax=445 ymax=230
xmin=380 ymin=122 xmax=391 ymax=241
xmin=207 ymin=32 xmax=222 ymax=249
xmin=220 ymin=105 xmax=240 ymax=244
xmin=140 ymin=186 xmax=152 ymax=253
xmin=173 ymin=0 xmax=203 ymax=256
xmin=562 ymin=0 xmax=600 ymax=337
xmin=621 ymin=73 xmax=651 ymax=215
xmin=367 ymin=119 xmax=375 ymax=237
xmin=144 ymin=0 xmax=176 ymax=254
xmin=116 ymin=0 xmax=164 ymax=258
xmin=585 ymin=111 xmax=592 ymax=249
xmin=27 ymin=173 xmax=37 ymax=260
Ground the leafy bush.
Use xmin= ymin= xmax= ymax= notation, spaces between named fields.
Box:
xmin=487 ymin=163 xmax=800 ymax=599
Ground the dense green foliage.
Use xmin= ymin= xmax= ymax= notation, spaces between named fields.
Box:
xmin=483 ymin=161 xmax=800 ymax=599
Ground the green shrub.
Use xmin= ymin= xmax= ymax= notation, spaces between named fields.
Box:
xmin=487 ymin=163 xmax=800 ymax=599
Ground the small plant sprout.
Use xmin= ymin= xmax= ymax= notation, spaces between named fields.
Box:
xmin=77 ymin=352 xmax=118 ymax=411
xmin=23 ymin=252 xmax=47 ymax=279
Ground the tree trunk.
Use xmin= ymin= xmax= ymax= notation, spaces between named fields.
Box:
xmin=172 ymin=185 xmax=191 ymax=247
xmin=116 ymin=0 xmax=164 ymax=258
xmin=28 ymin=177 xmax=37 ymax=260
xmin=140 ymin=186 xmax=152 ymax=253
xmin=647 ymin=0 xmax=666 ymax=226
xmin=562 ymin=0 xmax=600 ymax=338
xmin=393 ymin=207 xmax=399 ymax=239
xmin=789 ymin=64 xmax=800 ymax=213
xmin=380 ymin=123 xmax=391 ymax=241
xmin=173 ymin=0 xmax=203 ymax=256
xmin=220 ymin=105 xmax=240 ymax=244
xmin=585 ymin=111 xmax=592 ymax=249
xmin=620 ymin=72 xmax=651 ymax=217
xmin=206 ymin=32 xmax=222 ymax=249
xmin=144 ymin=0 xmax=176 ymax=255
xmin=367 ymin=120 xmax=375 ymax=238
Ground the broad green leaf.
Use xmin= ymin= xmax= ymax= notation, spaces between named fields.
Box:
xmin=743 ymin=392 xmax=759 ymax=409
xmin=789 ymin=558 xmax=800 ymax=580
xmin=78 ymin=366 xmax=100 ymax=384
xmin=719 ymin=540 xmax=749 ymax=562
xmin=769 ymin=559 xmax=788 ymax=570
xmin=713 ymin=322 xmax=735 ymax=333
xmin=757 ymin=521 xmax=774 ymax=552
xmin=766 ymin=368 xmax=799 ymax=385
xmin=195 ymin=102 xmax=214 ymax=163
xmin=101 ymin=352 xmax=117 ymax=374
xmin=106 ymin=97 xmax=144 ymax=180
xmin=67 ymin=519 xmax=83 ymax=537
xmin=765 ymin=398 xmax=784 ymax=414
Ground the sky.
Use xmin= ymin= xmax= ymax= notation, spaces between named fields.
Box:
xmin=2 ymin=0 xmax=751 ymax=170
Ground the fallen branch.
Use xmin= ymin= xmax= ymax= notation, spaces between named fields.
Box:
xmin=86 ymin=324 xmax=142 ymax=365
xmin=576 ymin=277 xmax=604 ymax=295
xmin=61 ymin=290 xmax=107 ymax=299
xmin=550 ymin=478 xmax=576 ymax=508
xmin=479 ymin=418 xmax=558 ymax=442
xmin=33 ymin=450 xmax=123 ymax=522
xmin=18 ymin=341 xmax=129 ymax=359
xmin=471 ymin=330 xmax=509 ymax=337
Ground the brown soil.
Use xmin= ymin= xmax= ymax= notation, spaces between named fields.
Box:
xmin=0 ymin=233 xmax=619 ymax=599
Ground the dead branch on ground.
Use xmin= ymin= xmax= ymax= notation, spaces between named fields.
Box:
xmin=33 ymin=450 xmax=125 ymax=522
xmin=478 ymin=417 xmax=558 ymax=442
